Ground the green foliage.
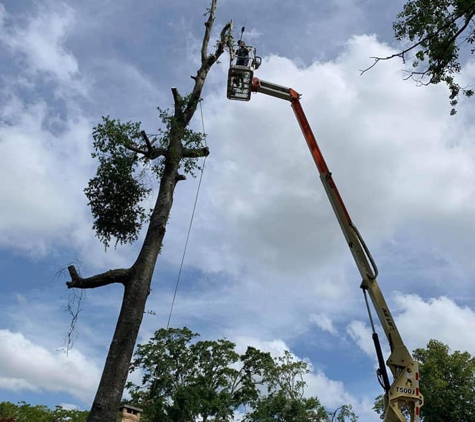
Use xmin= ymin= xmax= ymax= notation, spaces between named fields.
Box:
xmin=393 ymin=0 xmax=475 ymax=113
xmin=373 ymin=339 xmax=475 ymax=421
xmin=154 ymin=106 xmax=206 ymax=178
xmin=128 ymin=329 xmax=358 ymax=422
xmin=245 ymin=392 xmax=327 ymax=422
xmin=0 ymin=401 xmax=88 ymax=422
xmin=372 ymin=394 xmax=384 ymax=417
xmin=245 ymin=351 xmax=336 ymax=422
xmin=127 ymin=327 xmax=272 ymax=422
xmin=330 ymin=404 xmax=358 ymax=422
xmin=85 ymin=116 xmax=151 ymax=248
xmin=84 ymin=109 xmax=206 ymax=248
xmin=414 ymin=339 xmax=475 ymax=421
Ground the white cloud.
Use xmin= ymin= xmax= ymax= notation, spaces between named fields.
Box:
xmin=394 ymin=294 xmax=475 ymax=353
xmin=305 ymin=370 xmax=355 ymax=410
xmin=347 ymin=294 xmax=475 ymax=369
xmin=0 ymin=97 xmax=94 ymax=255
xmin=347 ymin=320 xmax=371 ymax=355
xmin=58 ymin=403 xmax=82 ymax=411
xmin=310 ymin=313 xmax=338 ymax=335
xmin=0 ymin=330 xmax=100 ymax=404
xmin=232 ymin=336 xmax=291 ymax=358
xmin=0 ymin=3 xmax=98 ymax=257
xmin=0 ymin=3 xmax=80 ymax=84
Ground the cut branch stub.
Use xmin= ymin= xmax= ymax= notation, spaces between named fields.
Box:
xmin=183 ymin=146 xmax=210 ymax=158
xmin=66 ymin=265 xmax=132 ymax=289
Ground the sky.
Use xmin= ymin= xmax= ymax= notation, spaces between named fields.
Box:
xmin=1 ymin=0 xmax=475 ymax=420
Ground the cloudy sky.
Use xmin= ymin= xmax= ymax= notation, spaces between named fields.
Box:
xmin=1 ymin=0 xmax=475 ymax=420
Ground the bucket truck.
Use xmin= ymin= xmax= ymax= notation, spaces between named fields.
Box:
xmin=226 ymin=46 xmax=424 ymax=422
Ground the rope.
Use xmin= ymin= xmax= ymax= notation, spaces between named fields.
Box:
xmin=166 ymin=101 xmax=208 ymax=329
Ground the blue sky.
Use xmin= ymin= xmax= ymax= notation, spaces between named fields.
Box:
xmin=1 ymin=0 xmax=475 ymax=420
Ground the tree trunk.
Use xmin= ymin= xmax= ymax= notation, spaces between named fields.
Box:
xmin=86 ymin=158 xmax=181 ymax=422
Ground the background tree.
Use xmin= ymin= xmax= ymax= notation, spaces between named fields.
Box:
xmin=363 ymin=0 xmax=475 ymax=114
xmin=64 ymin=1 xmax=234 ymax=421
xmin=373 ymin=339 xmax=475 ymax=421
xmin=0 ymin=401 xmax=88 ymax=422
xmin=126 ymin=327 xmax=274 ymax=422
xmin=127 ymin=329 xmax=358 ymax=422
xmin=328 ymin=405 xmax=359 ymax=422
xmin=244 ymin=351 xmax=358 ymax=422
xmin=414 ymin=339 xmax=475 ymax=421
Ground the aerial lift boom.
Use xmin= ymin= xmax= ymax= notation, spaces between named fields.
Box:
xmin=227 ymin=66 xmax=423 ymax=421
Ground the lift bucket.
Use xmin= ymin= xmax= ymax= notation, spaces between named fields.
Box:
xmin=227 ymin=66 xmax=253 ymax=101
xmin=227 ymin=44 xmax=259 ymax=102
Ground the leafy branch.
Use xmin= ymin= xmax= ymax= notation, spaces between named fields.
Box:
xmin=361 ymin=0 xmax=475 ymax=114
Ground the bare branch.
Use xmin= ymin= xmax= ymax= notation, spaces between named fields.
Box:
xmin=124 ymin=144 xmax=148 ymax=155
xmin=360 ymin=57 xmax=384 ymax=75
xmin=201 ymin=0 xmax=217 ymax=63
xmin=66 ymin=265 xmax=131 ymax=289
xmin=402 ymin=70 xmax=431 ymax=83
xmin=138 ymin=130 xmax=167 ymax=159
xmin=141 ymin=130 xmax=153 ymax=151
xmin=183 ymin=17 xmax=233 ymax=124
xmin=206 ymin=20 xmax=233 ymax=67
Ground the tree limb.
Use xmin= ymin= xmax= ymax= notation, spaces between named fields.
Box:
xmin=201 ymin=0 xmax=217 ymax=63
xmin=124 ymin=132 xmax=167 ymax=160
xmin=430 ymin=13 xmax=474 ymax=76
xmin=149 ymin=147 xmax=167 ymax=160
xmin=208 ymin=20 xmax=233 ymax=65
xmin=66 ymin=265 xmax=132 ymax=289
xmin=183 ymin=13 xmax=233 ymax=124
xmin=124 ymin=143 xmax=167 ymax=160
xmin=360 ymin=5 xmax=475 ymax=76
xmin=182 ymin=146 xmax=210 ymax=158
xmin=124 ymin=144 xmax=148 ymax=155
xmin=171 ymin=87 xmax=183 ymax=119
xmin=141 ymin=130 xmax=153 ymax=151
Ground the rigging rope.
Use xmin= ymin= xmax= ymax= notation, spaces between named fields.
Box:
xmin=166 ymin=100 xmax=208 ymax=329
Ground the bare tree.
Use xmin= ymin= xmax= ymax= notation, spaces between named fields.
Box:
xmin=65 ymin=2 xmax=233 ymax=420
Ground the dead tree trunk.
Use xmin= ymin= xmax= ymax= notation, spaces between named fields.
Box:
xmin=66 ymin=2 xmax=233 ymax=420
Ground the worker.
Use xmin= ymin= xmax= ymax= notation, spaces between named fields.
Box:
xmin=236 ymin=40 xmax=250 ymax=66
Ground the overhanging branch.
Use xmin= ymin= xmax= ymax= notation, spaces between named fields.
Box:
xmin=360 ymin=5 xmax=475 ymax=76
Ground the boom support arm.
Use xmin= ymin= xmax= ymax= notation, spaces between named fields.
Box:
xmin=251 ymin=78 xmax=423 ymax=422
